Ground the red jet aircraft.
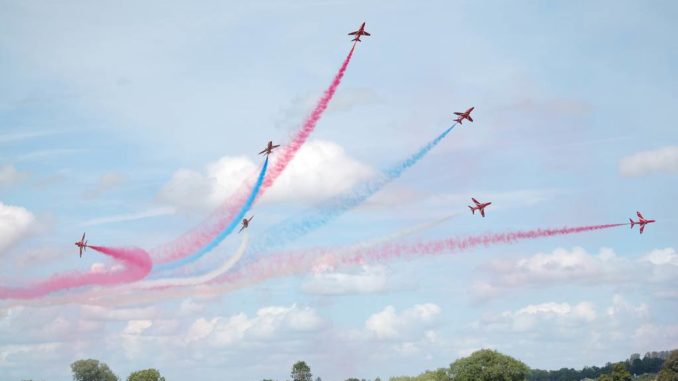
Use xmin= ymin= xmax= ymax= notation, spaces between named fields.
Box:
xmin=239 ymin=216 xmax=254 ymax=233
xmin=348 ymin=22 xmax=371 ymax=42
xmin=630 ymin=211 xmax=655 ymax=234
xmin=468 ymin=198 xmax=492 ymax=217
xmin=75 ymin=232 xmax=88 ymax=258
xmin=259 ymin=141 xmax=280 ymax=156
xmin=453 ymin=107 xmax=475 ymax=125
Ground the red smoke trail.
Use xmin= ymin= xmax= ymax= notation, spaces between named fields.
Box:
xmin=153 ymin=43 xmax=358 ymax=264
xmin=213 ymin=223 xmax=627 ymax=288
xmin=38 ymin=223 xmax=624 ymax=306
xmin=0 ymin=246 xmax=151 ymax=300
xmin=261 ymin=43 xmax=357 ymax=191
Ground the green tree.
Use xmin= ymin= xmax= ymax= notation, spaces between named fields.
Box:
xmin=345 ymin=378 xmax=360 ymax=381
xmin=448 ymin=349 xmax=529 ymax=381
xmin=127 ymin=368 xmax=165 ymax=381
xmin=71 ymin=359 xmax=119 ymax=381
xmin=291 ymin=361 xmax=313 ymax=381
xmin=412 ymin=369 xmax=452 ymax=381
xmin=610 ymin=363 xmax=631 ymax=381
xmin=658 ymin=350 xmax=678 ymax=381
xmin=596 ymin=363 xmax=631 ymax=381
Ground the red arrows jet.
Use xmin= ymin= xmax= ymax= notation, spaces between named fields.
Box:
xmin=630 ymin=211 xmax=655 ymax=234
xmin=468 ymin=198 xmax=492 ymax=217
xmin=259 ymin=141 xmax=280 ymax=156
xmin=239 ymin=216 xmax=254 ymax=233
xmin=75 ymin=232 xmax=88 ymax=258
xmin=453 ymin=107 xmax=475 ymax=125
xmin=348 ymin=22 xmax=371 ymax=42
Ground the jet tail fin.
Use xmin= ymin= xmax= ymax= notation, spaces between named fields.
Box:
xmin=629 ymin=218 xmax=635 ymax=228
xmin=352 ymin=37 xmax=361 ymax=42
xmin=468 ymin=205 xmax=475 ymax=214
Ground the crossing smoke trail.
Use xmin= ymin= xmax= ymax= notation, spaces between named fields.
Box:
xmin=26 ymin=214 xmax=454 ymax=307
xmin=132 ymin=232 xmax=248 ymax=289
xmin=154 ymin=157 xmax=268 ymax=271
xmin=0 ymin=246 xmax=151 ymax=300
xmin=47 ymin=222 xmax=625 ymax=307
xmin=251 ymin=124 xmax=457 ymax=255
xmin=153 ymin=43 xmax=358 ymax=265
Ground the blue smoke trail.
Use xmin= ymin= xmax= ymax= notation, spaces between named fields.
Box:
xmin=252 ymin=124 xmax=456 ymax=254
xmin=155 ymin=156 xmax=269 ymax=271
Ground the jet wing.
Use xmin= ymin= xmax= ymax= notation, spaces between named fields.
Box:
xmin=348 ymin=31 xmax=358 ymax=35
xmin=82 ymin=232 xmax=86 ymax=241
xmin=238 ymin=225 xmax=245 ymax=233
xmin=467 ymin=116 xmax=474 ymax=122
xmin=454 ymin=112 xmax=463 ymax=116
xmin=480 ymin=209 xmax=485 ymax=217
xmin=640 ymin=225 xmax=645 ymax=234
xmin=259 ymin=148 xmax=268 ymax=154
xmin=637 ymin=211 xmax=644 ymax=219
xmin=363 ymin=31 xmax=371 ymax=36
xmin=472 ymin=198 xmax=481 ymax=206
xmin=79 ymin=246 xmax=83 ymax=257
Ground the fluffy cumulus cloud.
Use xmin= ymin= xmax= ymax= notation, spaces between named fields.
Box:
xmin=158 ymin=140 xmax=373 ymax=212
xmin=365 ymin=303 xmax=441 ymax=340
xmin=619 ymin=145 xmax=678 ymax=176
xmin=472 ymin=246 xmax=678 ymax=300
xmin=641 ymin=247 xmax=678 ymax=266
xmin=185 ymin=304 xmax=325 ymax=347
xmin=477 ymin=301 xmax=597 ymax=334
xmin=0 ymin=202 xmax=36 ymax=255
xmin=468 ymin=295 xmax=670 ymax=366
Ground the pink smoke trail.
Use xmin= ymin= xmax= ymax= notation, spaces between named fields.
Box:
xmin=188 ymin=224 xmax=629 ymax=299
xmin=0 ymin=246 xmax=152 ymax=300
xmin=46 ymin=222 xmax=625 ymax=307
xmin=153 ymin=43 xmax=358 ymax=264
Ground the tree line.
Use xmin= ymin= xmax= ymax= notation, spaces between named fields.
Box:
xmin=529 ymin=350 xmax=673 ymax=381
xmin=18 ymin=348 xmax=678 ymax=380
xmin=276 ymin=348 xmax=677 ymax=381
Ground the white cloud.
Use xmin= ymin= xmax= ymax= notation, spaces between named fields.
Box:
xmin=123 ymin=320 xmax=153 ymax=335
xmin=185 ymin=304 xmax=325 ymax=347
xmin=509 ymin=302 xmax=597 ymax=332
xmin=0 ymin=202 xmax=36 ymax=255
xmin=606 ymin=294 xmax=649 ymax=320
xmin=641 ymin=247 xmax=678 ymax=266
xmin=82 ymin=171 xmax=126 ymax=199
xmin=365 ymin=303 xmax=441 ymax=340
xmin=158 ymin=140 xmax=373 ymax=212
xmin=301 ymin=266 xmax=389 ymax=295
xmin=0 ymin=165 xmax=27 ymax=187
xmin=619 ymin=145 xmax=678 ymax=176
xmin=472 ymin=247 xmax=678 ymax=300
xmin=473 ymin=296 xmax=648 ymax=344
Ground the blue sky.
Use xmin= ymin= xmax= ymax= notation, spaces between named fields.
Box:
xmin=1 ymin=1 xmax=677 ymax=380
